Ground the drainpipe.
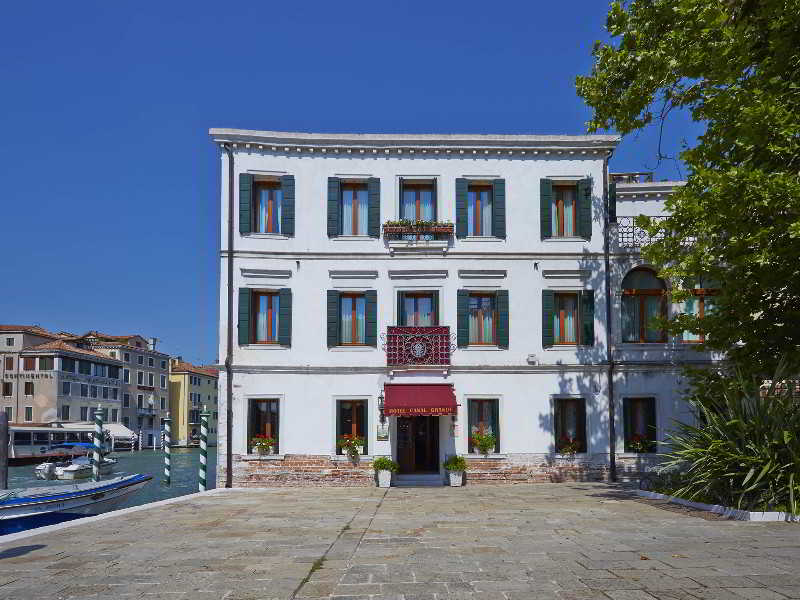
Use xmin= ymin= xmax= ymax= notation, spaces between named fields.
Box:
xmin=603 ymin=150 xmax=617 ymax=483
xmin=223 ymin=143 xmax=234 ymax=488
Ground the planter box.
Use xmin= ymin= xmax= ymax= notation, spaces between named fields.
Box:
xmin=377 ymin=470 xmax=392 ymax=488
xmin=637 ymin=490 xmax=799 ymax=522
xmin=382 ymin=224 xmax=454 ymax=234
xmin=447 ymin=470 xmax=464 ymax=487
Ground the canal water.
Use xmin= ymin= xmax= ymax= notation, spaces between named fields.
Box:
xmin=8 ymin=447 xmax=217 ymax=511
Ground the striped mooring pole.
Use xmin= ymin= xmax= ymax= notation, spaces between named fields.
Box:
xmin=199 ymin=405 xmax=210 ymax=492
xmin=92 ymin=405 xmax=103 ymax=482
xmin=163 ymin=412 xmax=171 ymax=486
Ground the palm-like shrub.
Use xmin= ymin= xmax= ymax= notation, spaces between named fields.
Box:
xmin=662 ymin=367 xmax=800 ymax=514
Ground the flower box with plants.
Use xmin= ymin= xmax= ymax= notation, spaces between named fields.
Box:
xmin=470 ymin=432 xmax=497 ymax=456
xmin=250 ymin=435 xmax=276 ymax=456
xmin=382 ymin=220 xmax=455 ymax=235
xmin=628 ymin=434 xmax=655 ymax=454
xmin=373 ymin=456 xmax=398 ymax=488
xmin=556 ymin=435 xmax=582 ymax=458
xmin=337 ymin=434 xmax=366 ymax=460
xmin=443 ymin=455 xmax=467 ymax=487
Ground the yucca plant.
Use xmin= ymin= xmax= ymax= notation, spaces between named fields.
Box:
xmin=662 ymin=363 xmax=800 ymax=514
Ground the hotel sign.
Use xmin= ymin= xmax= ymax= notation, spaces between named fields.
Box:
xmin=383 ymin=406 xmax=457 ymax=416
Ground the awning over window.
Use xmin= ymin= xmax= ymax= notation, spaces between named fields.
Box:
xmin=383 ymin=384 xmax=457 ymax=416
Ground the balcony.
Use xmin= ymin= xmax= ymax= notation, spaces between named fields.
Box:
xmin=383 ymin=221 xmax=454 ymax=254
xmin=610 ymin=171 xmax=654 ymax=184
xmin=616 ymin=216 xmax=668 ymax=249
xmin=382 ymin=326 xmax=455 ymax=368
xmin=137 ymin=407 xmax=155 ymax=416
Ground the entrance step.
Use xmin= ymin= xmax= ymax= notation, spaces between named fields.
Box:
xmin=394 ymin=473 xmax=443 ymax=487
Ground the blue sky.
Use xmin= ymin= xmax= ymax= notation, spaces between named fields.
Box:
xmin=0 ymin=1 xmax=701 ymax=365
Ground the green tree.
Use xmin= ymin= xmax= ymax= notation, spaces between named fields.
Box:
xmin=576 ymin=0 xmax=800 ymax=374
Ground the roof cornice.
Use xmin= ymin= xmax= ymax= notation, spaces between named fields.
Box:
xmin=208 ymin=128 xmax=619 ymax=156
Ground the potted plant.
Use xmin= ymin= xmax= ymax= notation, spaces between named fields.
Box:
xmin=372 ymin=456 xmax=398 ymax=488
xmin=557 ymin=435 xmax=581 ymax=458
xmin=629 ymin=433 xmax=653 ymax=454
xmin=443 ymin=455 xmax=467 ymax=487
xmin=471 ymin=432 xmax=497 ymax=456
xmin=337 ymin=435 xmax=365 ymax=460
xmin=251 ymin=435 xmax=276 ymax=456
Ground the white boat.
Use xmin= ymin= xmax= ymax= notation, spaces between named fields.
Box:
xmin=0 ymin=474 xmax=152 ymax=534
xmin=35 ymin=456 xmax=118 ymax=480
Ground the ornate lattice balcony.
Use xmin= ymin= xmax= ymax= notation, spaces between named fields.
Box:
xmin=382 ymin=326 xmax=456 ymax=367
xmin=617 ymin=216 xmax=668 ymax=249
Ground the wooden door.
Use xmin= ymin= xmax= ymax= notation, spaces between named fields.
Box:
xmin=397 ymin=417 xmax=415 ymax=473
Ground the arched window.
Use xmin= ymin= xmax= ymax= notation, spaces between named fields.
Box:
xmin=621 ymin=268 xmax=667 ymax=343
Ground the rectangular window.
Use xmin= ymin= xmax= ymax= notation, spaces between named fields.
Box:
xmin=552 ymin=184 xmax=577 ymax=237
xmin=123 ymin=368 xmax=130 ymax=383
xmin=148 ymin=373 xmax=154 ymax=386
xmin=2 ymin=382 xmax=11 ymax=397
xmin=622 ymin=295 xmax=666 ymax=343
xmin=683 ymin=290 xmax=717 ymax=343
xmin=112 ymin=408 xmax=118 ymax=422
xmin=249 ymin=399 xmax=279 ymax=453
xmin=467 ymin=183 xmax=493 ymax=237
xmin=554 ymin=293 xmax=580 ymax=344
xmin=94 ymin=363 xmax=106 ymax=377
xmin=90 ymin=385 xmax=98 ymax=398
xmin=148 ymin=357 xmax=154 ymax=367
xmin=160 ymin=360 xmax=167 ymax=370
xmin=62 ymin=357 xmax=75 ymax=372
xmin=123 ymin=393 xmax=130 ymax=408
xmin=468 ymin=293 xmax=496 ymax=345
xmin=61 ymin=404 xmax=70 ymax=421
xmin=109 ymin=365 xmax=120 ymax=379
xmin=23 ymin=357 xmax=36 ymax=371
xmin=78 ymin=360 xmax=91 ymax=375
xmin=400 ymin=182 xmax=435 ymax=221
xmin=137 ymin=394 xmax=143 ymax=409
xmin=102 ymin=387 xmax=109 ymax=399
xmin=80 ymin=406 xmax=88 ymax=421
xmin=25 ymin=406 xmax=33 ymax=422
xmin=5 ymin=338 xmax=12 ymax=347
xmin=554 ymin=398 xmax=587 ymax=453
xmin=3 ymin=356 xmax=12 ymax=370
xmin=336 ymin=399 xmax=367 ymax=455
xmin=400 ymin=292 xmax=437 ymax=326
xmin=253 ymin=181 xmax=282 ymax=233
xmin=80 ymin=384 xmax=88 ymax=398
xmin=124 ymin=352 xmax=130 ymax=362
xmin=111 ymin=388 xmax=118 ymax=400
xmin=468 ymin=398 xmax=499 ymax=454
xmin=339 ymin=293 xmax=366 ymax=345
xmin=62 ymin=381 xmax=71 ymax=396
xmin=24 ymin=382 xmax=34 ymax=396
xmin=252 ymin=291 xmax=280 ymax=343
xmin=4 ymin=407 xmax=12 ymax=421
xmin=160 ymin=397 xmax=166 ymax=410
xmin=137 ymin=355 xmax=144 ymax=365
xmin=39 ymin=357 xmax=54 ymax=370
xmin=137 ymin=371 xmax=144 ymax=385
xmin=624 ymin=397 xmax=657 ymax=453
xmin=340 ymin=183 xmax=368 ymax=236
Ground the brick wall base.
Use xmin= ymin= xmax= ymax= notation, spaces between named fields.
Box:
xmin=220 ymin=453 xmax=661 ymax=487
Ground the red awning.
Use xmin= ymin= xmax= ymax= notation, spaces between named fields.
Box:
xmin=383 ymin=384 xmax=458 ymax=416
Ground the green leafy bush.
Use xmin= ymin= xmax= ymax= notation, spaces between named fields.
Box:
xmin=372 ymin=457 xmax=398 ymax=473
xmin=471 ymin=432 xmax=496 ymax=455
xmin=443 ymin=455 xmax=467 ymax=472
xmin=662 ymin=367 xmax=800 ymax=514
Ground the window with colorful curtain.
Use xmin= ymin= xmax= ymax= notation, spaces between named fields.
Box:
xmin=249 ymin=398 xmax=279 ymax=453
xmin=553 ymin=293 xmax=579 ymax=344
xmin=253 ymin=291 xmax=280 ymax=343
xmin=552 ymin=184 xmax=577 ymax=237
xmin=468 ymin=293 xmax=496 ymax=344
xmin=467 ymin=183 xmax=493 ymax=236
xmin=253 ymin=181 xmax=282 ymax=234
xmin=341 ymin=183 xmax=369 ymax=236
xmin=621 ymin=268 xmax=667 ymax=343
xmin=340 ymin=293 xmax=366 ymax=344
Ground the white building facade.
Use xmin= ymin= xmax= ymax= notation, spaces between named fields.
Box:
xmin=211 ymin=129 xmax=714 ymax=487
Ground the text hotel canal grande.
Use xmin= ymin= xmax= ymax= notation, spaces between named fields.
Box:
xmin=210 ymin=129 xmax=719 ymax=486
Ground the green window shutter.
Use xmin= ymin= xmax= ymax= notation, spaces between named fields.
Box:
xmin=577 ymin=399 xmax=587 ymax=453
xmin=491 ymin=400 xmax=500 ymax=453
xmin=455 ymin=178 xmax=468 ymax=238
xmin=327 ymin=291 xmax=340 ymax=348
xmin=577 ymin=178 xmax=592 ymax=240
xmin=581 ymin=290 xmax=595 ymax=346
xmin=364 ymin=290 xmax=377 ymax=347
xmin=608 ymin=181 xmax=617 ymax=223
xmin=542 ymin=290 xmax=555 ymax=347
xmin=492 ymin=179 xmax=506 ymax=239
xmin=496 ymin=290 xmax=509 ymax=349
xmin=367 ymin=177 xmax=380 ymax=238
xmin=327 ymin=177 xmax=341 ymax=237
xmin=468 ymin=399 xmax=476 ymax=453
xmin=396 ymin=291 xmax=405 ymax=326
xmin=280 ymin=175 xmax=295 ymax=236
xmin=456 ymin=290 xmax=469 ymax=348
xmin=237 ymin=288 xmax=251 ymax=345
xmin=540 ymin=178 xmax=553 ymax=239
xmin=278 ymin=288 xmax=292 ymax=346
xmin=431 ymin=291 xmax=439 ymax=326
xmin=623 ymin=398 xmax=632 ymax=452
xmin=239 ymin=174 xmax=253 ymax=235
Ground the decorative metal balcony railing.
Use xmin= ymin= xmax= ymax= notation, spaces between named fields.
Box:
xmin=382 ymin=326 xmax=456 ymax=367
xmin=617 ymin=216 xmax=668 ymax=249
xmin=610 ymin=171 xmax=654 ymax=184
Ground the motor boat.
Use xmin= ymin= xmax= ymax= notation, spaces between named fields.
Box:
xmin=0 ymin=474 xmax=152 ymax=534
xmin=35 ymin=455 xmax=118 ymax=480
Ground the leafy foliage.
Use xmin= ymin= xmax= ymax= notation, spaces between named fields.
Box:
xmin=443 ymin=455 xmax=467 ymax=471
xmin=576 ymin=0 xmax=800 ymax=373
xmin=372 ymin=456 xmax=399 ymax=473
xmin=661 ymin=365 xmax=800 ymax=514
xmin=471 ymin=432 xmax=497 ymax=455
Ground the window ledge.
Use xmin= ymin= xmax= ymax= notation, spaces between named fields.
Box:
xmin=543 ymin=237 xmax=589 ymax=243
xmin=331 ymin=235 xmax=376 ymax=241
xmin=461 ymin=345 xmax=504 ymax=351
xmin=242 ymin=454 xmax=285 ymax=461
xmin=241 ymin=344 xmax=289 ymax=350
xmin=544 ymin=346 xmax=586 ymax=351
xmin=387 ymin=240 xmax=449 ymax=253
xmin=466 ymin=453 xmax=507 ymax=460
xmin=460 ymin=236 xmax=504 ymax=243
xmin=329 ymin=346 xmax=376 ymax=352
xmin=331 ymin=454 xmax=373 ymax=462
xmin=617 ymin=343 xmax=671 ymax=350
xmin=244 ymin=233 xmax=289 ymax=240
xmin=618 ymin=452 xmax=658 ymax=458
xmin=553 ymin=453 xmax=589 ymax=459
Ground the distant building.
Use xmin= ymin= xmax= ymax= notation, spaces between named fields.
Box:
xmin=168 ymin=359 xmax=219 ymax=447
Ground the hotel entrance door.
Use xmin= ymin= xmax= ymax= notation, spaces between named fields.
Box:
xmin=397 ymin=416 xmax=439 ymax=474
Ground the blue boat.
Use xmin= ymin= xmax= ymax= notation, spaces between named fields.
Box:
xmin=0 ymin=473 xmax=152 ymax=535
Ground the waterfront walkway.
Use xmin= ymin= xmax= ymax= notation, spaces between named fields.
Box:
xmin=0 ymin=483 xmax=798 ymax=599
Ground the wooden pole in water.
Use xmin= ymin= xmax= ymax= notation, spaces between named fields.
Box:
xmin=199 ymin=405 xmax=209 ymax=492
xmin=0 ymin=412 xmax=8 ymax=490
xmin=163 ymin=412 xmax=171 ymax=486
xmin=92 ymin=404 xmax=103 ymax=482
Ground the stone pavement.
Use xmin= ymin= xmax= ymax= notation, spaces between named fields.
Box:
xmin=0 ymin=483 xmax=798 ymax=600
